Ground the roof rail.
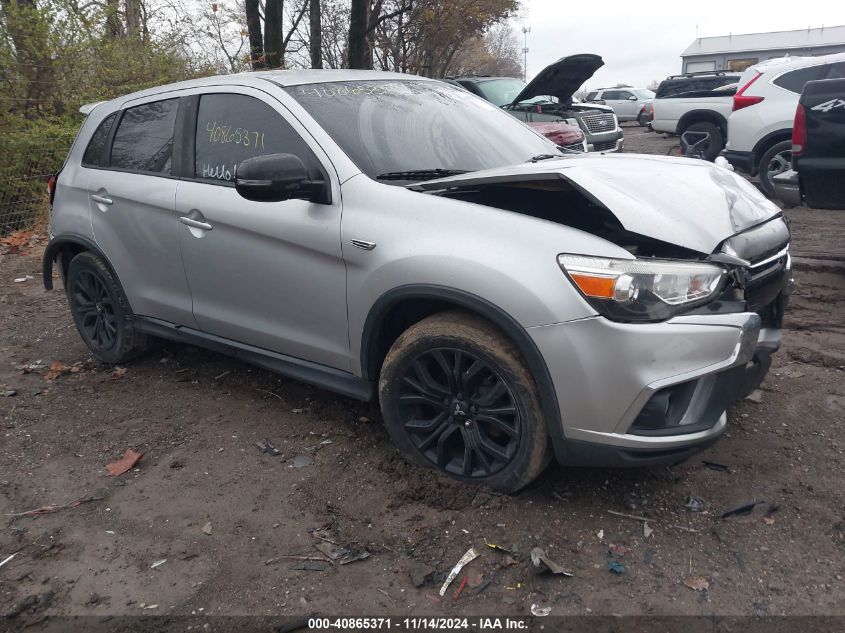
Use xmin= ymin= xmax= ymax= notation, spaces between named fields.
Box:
xmin=665 ymin=70 xmax=737 ymax=80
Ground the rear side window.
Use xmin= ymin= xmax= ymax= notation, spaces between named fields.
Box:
xmin=194 ymin=93 xmax=317 ymax=183
xmin=110 ymin=99 xmax=179 ymax=174
xmin=602 ymin=90 xmax=620 ymax=100
xmin=825 ymin=62 xmax=845 ymax=80
xmin=773 ymin=65 xmax=826 ymax=93
xmin=656 ymin=76 xmax=739 ymax=98
xmin=82 ymin=112 xmax=117 ymax=167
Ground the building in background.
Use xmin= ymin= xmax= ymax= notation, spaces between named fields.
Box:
xmin=681 ymin=25 xmax=845 ymax=73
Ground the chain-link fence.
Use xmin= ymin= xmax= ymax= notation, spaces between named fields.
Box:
xmin=1 ymin=122 xmax=77 ymax=236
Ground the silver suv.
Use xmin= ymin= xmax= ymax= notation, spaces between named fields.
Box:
xmin=46 ymin=70 xmax=792 ymax=492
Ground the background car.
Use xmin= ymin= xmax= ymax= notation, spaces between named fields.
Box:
xmin=585 ymin=87 xmax=654 ymax=122
xmin=452 ymin=54 xmax=624 ymax=152
xmin=722 ymin=52 xmax=845 ymax=196
xmin=774 ymin=77 xmax=845 ymax=209
xmin=649 ymin=71 xmax=740 ymax=161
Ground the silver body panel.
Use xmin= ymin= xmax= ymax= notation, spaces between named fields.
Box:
xmin=50 ymin=70 xmax=790 ymax=460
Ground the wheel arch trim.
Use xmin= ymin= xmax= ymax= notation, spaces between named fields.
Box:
xmin=678 ymin=109 xmax=728 ymax=134
xmin=42 ymin=234 xmax=120 ymax=292
xmin=360 ymin=284 xmax=566 ymax=448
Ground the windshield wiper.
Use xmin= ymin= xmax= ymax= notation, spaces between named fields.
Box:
xmin=528 ymin=154 xmax=566 ymax=162
xmin=376 ymin=168 xmax=470 ymax=181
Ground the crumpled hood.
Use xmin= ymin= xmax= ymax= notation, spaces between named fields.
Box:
xmin=511 ymin=54 xmax=604 ymax=105
xmin=414 ymin=154 xmax=783 ymax=254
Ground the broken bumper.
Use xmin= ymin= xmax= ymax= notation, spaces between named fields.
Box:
xmin=529 ymin=312 xmax=777 ymax=466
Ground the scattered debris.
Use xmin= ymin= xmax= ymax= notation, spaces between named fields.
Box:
xmin=106 ymin=449 xmax=144 ymax=476
xmin=452 ymin=575 xmax=468 ymax=600
xmin=44 ymin=361 xmax=71 ymax=381
xmin=643 ymin=549 xmax=657 ymax=565
xmin=17 ymin=361 xmax=47 ymax=374
xmin=313 ymin=540 xmax=369 ymax=565
xmin=608 ymin=544 xmax=629 ymax=557
xmin=607 ymin=560 xmax=625 ymax=574
xmin=266 ymin=555 xmax=330 ymax=565
xmin=530 ymin=604 xmax=552 ymax=617
xmin=5 ymin=592 xmax=53 ymax=618
xmin=291 ymin=560 xmax=330 ymax=572
xmin=672 ymin=524 xmax=698 ymax=533
xmin=256 ymin=439 xmax=282 ymax=456
xmin=746 ymin=390 xmax=764 ymax=403
xmin=1 ymin=389 xmax=16 ymax=397
xmin=214 ymin=370 xmax=230 ymax=380
xmin=763 ymin=516 xmax=776 ymax=525
xmin=484 ymin=541 xmax=512 ymax=554
xmin=201 ymin=521 xmax=213 ymax=535
xmin=0 ymin=553 xmax=17 ymax=569
xmin=529 ymin=547 xmax=573 ymax=577
xmin=6 ymin=494 xmax=103 ymax=517
xmin=150 ymin=559 xmax=167 ymax=570
xmin=13 ymin=275 xmax=34 ymax=283
xmin=721 ymin=500 xmax=765 ymax=519
xmin=684 ymin=576 xmax=710 ymax=592
xmin=702 ymin=461 xmax=728 ymax=471
xmin=607 ymin=510 xmax=653 ymax=523
xmin=596 ymin=529 xmax=604 ymax=540
xmin=141 ymin=603 xmax=158 ymax=610
xmin=643 ymin=522 xmax=654 ymax=539
xmin=111 ymin=366 xmax=127 ymax=380
xmin=409 ymin=562 xmax=435 ymax=588
xmin=439 ymin=548 xmax=478 ymax=597
xmin=623 ymin=493 xmax=642 ymax=510
xmin=684 ymin=495 xmax=706 ymax=512
xmin=292 ymin=454 xmax=313 ymax=469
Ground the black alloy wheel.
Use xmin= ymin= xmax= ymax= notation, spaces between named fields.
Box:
xmin=70 ymin=269 xmax=119 ymax=351
xmin=398 ymin=348 xmax=520 ymax=478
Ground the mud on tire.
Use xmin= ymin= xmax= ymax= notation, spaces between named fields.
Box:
xmin=378 ymin=311 xmax=550 ymax=493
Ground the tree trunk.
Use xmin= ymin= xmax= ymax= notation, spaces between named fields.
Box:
xmin=309 ymin=0 xmax=322 ymax=68
xmin=125 ymin=0 xmax=141 ymax=38
xmin=0 ymin=0 xmax=55 ymax=115
xmin=245 ymin=0 xmax=264 ymax=68
xmin=264 ymin=0 xmax=284 ymax=68
xmin=348 ymin=0 xmax=369 ymax=69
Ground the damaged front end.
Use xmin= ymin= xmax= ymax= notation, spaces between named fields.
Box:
xmin=414 ymin=154 xmax=792 ymax=461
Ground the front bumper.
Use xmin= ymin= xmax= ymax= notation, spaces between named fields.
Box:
xmin=529 ymin=311 xmax=779 ymax=467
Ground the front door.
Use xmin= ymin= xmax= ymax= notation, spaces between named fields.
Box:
xmin=175 ymin=89 xmax=350 ymax=371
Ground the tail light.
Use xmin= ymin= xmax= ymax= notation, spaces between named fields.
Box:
xmin=47 ymin=174 xmax=57 ymax=207
xmin=733 ymin=72 xmax=764 ymax=111
xmin=792 ymin=104 xmax=806 ymax=156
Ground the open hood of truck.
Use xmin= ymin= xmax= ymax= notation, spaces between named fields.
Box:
xmin=510 ymin=54 xmax=604 ymax=105
xmin=413 ymin=154 xmax=782 ymax=254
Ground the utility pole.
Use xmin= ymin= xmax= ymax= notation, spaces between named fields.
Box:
xmin=521 ymin=26 xmax=530 ymax=82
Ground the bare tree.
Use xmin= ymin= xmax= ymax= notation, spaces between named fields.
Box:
xmin=244 ymin=0 xmax=264 ymax=68
xmin=309 ymin=0 xmax=322 ymax=68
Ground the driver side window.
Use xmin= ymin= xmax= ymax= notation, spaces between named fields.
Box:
xmin=194 ymin=93 xmax=317 ymax=184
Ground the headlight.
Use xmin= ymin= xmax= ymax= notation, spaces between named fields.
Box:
xmin=558 ymin=255 xmax=727 ymax=322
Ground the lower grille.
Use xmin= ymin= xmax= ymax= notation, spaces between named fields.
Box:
xmin=581 ymin=112 xmax=617 ymax=134
xmin=590 ymin=140 xmax=616 ymax=152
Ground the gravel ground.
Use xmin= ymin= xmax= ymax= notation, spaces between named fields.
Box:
xmin=1 ymin=127 xmax=844 ymax=623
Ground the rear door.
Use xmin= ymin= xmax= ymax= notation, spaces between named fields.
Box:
xmin=87 ymin=95 xmax=195 ymax=326
xmin=175 ymin=87 xmax=349 ymax=370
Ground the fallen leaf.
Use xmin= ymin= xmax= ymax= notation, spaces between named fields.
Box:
xmin=763 ymin=516 xmax=776 ymax=525
xmin=609 ymin=544 xmax=629 ymax=557
xmin=106 ymin=449 xmax=144 ymax=476
xmin=111 ymin=366 xmax=127 ymax=380
xmin=45 ymin=361 xmax=70 ymax=381
xmin=684 ymin=576 xmax=710 ymax=591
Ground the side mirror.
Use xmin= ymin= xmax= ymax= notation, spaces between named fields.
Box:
xmin=627 ymin=95 xmax=638 ymax=101
xmin=234 ymin=153 xmax=329 ymax=203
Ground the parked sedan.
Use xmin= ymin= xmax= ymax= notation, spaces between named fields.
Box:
xmin=46 ymin=70 xmax=790 ymax=492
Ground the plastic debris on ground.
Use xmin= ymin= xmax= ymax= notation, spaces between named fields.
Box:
xmin=684 ymin=576 xmax=710 ymax=591
xmin=643 ymin=522 xmax=654 ymax=538
xmin=409 ymin=562 xmax=435 ymax=588
xmin=201 ymin=521 xmax=213 ymax=535
xmin=1 ymin=389 xmax=16 ymax=397
xmin=530 ymin=604 xmax=552 ymax=617
xmin=684 ymin=495 xmax=706 ymax=512
xmin=255 ymin=439 xmax=282 ymax=456
xmin=150 ymin=559 xmax=167 ymax=569
xmin=529 ymin=547 xmax=573 ymax=577
xmin=13 ymin=276 xmax=34 ymax=283
xmin=607 ymin=560 xmax=625 ymax=574
xmin=746 ymin=390 xmax=764 ymax=403
xmin=106 ymin=449 xmax=144 ymax=476
xmin=0 ymin=553 xmax=17 ymax=569
xmin=439 ymin=548 xmax=479 ymax=597
xmin=721 ymin=500 xmax=765 ymax=519
xmin=292 ymin=454 xmax=313 ymax=469
xmin=310 ymin=526 xmax=370 ymax=565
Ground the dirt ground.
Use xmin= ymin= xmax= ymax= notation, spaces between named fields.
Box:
xmin=1 ymin=126 xmax=844 ymax=623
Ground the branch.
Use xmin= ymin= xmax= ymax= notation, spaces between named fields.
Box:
xmin=282 ymin=0 xmax=309 ymax=50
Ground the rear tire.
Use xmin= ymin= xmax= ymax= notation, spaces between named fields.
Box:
xmin=379 ymin=311 xmax=550 ymax=493
xmin=683 ymin=121 xmax=723 ymax=161
xmin=757 ymin=140 xmax=793 ymax=198
xmin=66 ymin=252 xmax=150 ymax=364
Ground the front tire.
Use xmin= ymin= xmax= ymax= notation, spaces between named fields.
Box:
xmin=379 ymin=312 xmax=550 ymax=493
xmin=66 ymin=252 xmax=149 ymax=364
xmin=757 ymin=140 xmax=793 ymax=198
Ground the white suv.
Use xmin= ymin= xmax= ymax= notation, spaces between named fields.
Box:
xmin=722 ymin=52 xmax=845 ymax=196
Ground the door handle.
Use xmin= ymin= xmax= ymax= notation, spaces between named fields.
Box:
xmin=179 ymin=216 xmax=213 ymax=231
xmin=91 ymin=194 xmax=113 ymax=206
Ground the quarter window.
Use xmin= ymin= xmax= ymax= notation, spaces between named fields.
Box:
xmin=773 ymin=65 xmax=826 ymax=93
xmin=110 ymin=99 xmax=178 ymax=174
xmin=825 ymin=62 xmax=845 ymax=80
xmin=82 ymin=112 xmax=117 ymax=167
xmin=194 ymin=93 xmax=315 ymax=183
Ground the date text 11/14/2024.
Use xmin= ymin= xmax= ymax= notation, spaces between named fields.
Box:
xmin=307 ymin=618 xmax=529 ymax=630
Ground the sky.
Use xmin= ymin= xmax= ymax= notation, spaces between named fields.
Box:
xmin=519 ymin=0 xmax=845 ymax=89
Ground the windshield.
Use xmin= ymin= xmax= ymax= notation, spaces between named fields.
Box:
xmin=285 ymin=80 xmax=559 ymax=182
xmin=474 ymin=78 xmax=527 ymax=106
